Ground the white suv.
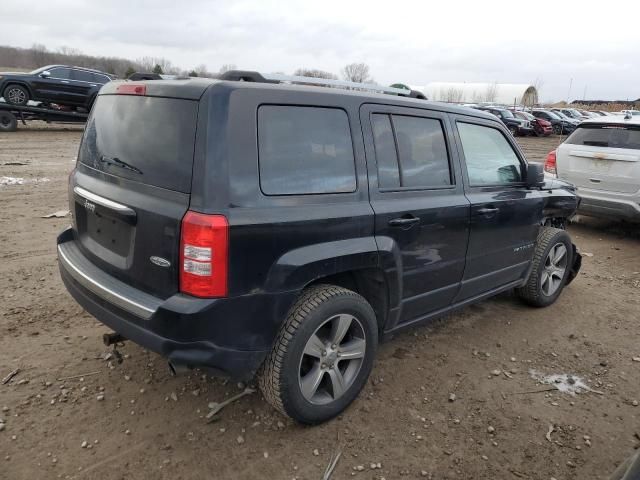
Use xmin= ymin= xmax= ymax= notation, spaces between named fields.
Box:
xmin=548 ymin=115 xmax=640 ymax=222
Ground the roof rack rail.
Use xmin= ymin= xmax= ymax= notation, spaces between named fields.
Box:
xmin=218 ymin=70 xmax=426 ymax=99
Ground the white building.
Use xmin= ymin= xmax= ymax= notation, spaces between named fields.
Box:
xmin=414 ymin=82 xmax=539 ymax=106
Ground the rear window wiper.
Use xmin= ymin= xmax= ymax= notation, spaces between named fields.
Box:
xmin=99 ymin=155 xmax=143 ymax=175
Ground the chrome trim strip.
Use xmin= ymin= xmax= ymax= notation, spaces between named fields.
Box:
xmin=73 ymin=186 xmax=135 ymax=214
xmin=58 ymin=244 xmax=156 ymax=319
xmin=569 ymin=150 xmax=639 ymax=162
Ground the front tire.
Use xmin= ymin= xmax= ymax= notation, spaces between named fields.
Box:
xmin=259 ymin=285 xmax=378 ymax=424
xmin=3 ymin=84 xmax=29 ymax=106
xmin=508 ymin=125 xmax=518 ymax=136
xmin=517 ymin=227 xmax=573 ymax=307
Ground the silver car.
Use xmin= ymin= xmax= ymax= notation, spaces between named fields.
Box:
xmin=553 ymin=115 xmax=640 ymax=222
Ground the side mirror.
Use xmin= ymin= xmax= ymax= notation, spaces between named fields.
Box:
xmin=40 ymin=71 xmax=51 ymax=78
xmin=526 ymin=163 xmax=545 ymax=188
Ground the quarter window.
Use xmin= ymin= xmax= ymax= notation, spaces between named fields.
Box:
xmin=458 ymin=122 xmax=523 ymax=186
xmin=371 ymin=113 xmax=451 ymax=189
xmin=258 ymin=105 xmax=356 ymax=195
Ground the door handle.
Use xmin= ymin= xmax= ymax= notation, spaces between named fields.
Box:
xmin=389 ymin=216 xmax=420 ymax=227
xmin=477 ymin=207 xmax=499 ymax=215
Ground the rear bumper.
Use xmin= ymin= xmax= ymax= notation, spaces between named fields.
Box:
xmin=57 ymin=228 xmax=297 ymax=380
xmin=575 ymin=189 xmax=640 ymax=222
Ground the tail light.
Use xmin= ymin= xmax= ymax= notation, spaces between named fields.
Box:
xmin=180 ymin=212 xmax=228 ymax=298
xmin=544 ymin=150 xmax=557 ymax=175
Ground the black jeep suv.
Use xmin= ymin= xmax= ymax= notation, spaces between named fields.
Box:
xmin=57 ymin=73 xmax=581 ymax=424
xmin=0 ymin=65 xmax=114 ymax=110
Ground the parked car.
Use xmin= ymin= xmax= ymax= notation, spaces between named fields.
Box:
xmin=0 ymin=65 xmax=114 ymax=110
xmin=531 ymin=109 xmax=577 ymax=135
xmin=590 ymin=111 xmax=611 ymax=117
xmin=475 ymin=106 xmax=533 ymax=136
xmin=620 ymin=110 xmax=640 ymax=117
xmin=57 ymin=72 xmax=581 ymax=424
xmin=512 ymin=110 xmax=553 ymax=136
xmin=551 ymin=108 xmax=588 ymax=122
xmin=549 ymin=115 xmax=640 ymax=222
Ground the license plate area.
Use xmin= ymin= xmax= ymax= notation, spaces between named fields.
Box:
xmin=74 ymin=198 xmax=135 ymax=268
xmin=83 ymin=210 xmax=131 ymax=257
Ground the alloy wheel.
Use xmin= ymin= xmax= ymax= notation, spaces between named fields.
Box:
xmin=298 ymin=313 xmax=366 ymax=405
xmin=7 ymin=87 xmax=26 ymax=104
xmin=541 ymin=243 xmax=568 ymax=296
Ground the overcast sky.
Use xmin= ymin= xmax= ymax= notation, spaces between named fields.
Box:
xmin=1 ymin=0 xmax=638 ymax=101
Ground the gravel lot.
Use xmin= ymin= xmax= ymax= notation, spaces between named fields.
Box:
xmin=1 ymin=126 xmax=639 ymax=480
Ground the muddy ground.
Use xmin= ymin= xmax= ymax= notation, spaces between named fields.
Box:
xmin=1 ymin=126 xmax=639 ymax=480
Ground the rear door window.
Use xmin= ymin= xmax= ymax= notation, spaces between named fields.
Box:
xmin=79 ymin=95 xmax=198 ymax=192
xmin=371 ymin=114 xmax=400 ymax=188
xmin=371 ymin=113 xmax=451 ymax=189
xmin=458 ymin=122 xmax=523 ymax=186
xmin=565 ymin=125 xmax=640 ymax=149
xmin=257 ymin=105 xmax=356 ymax=195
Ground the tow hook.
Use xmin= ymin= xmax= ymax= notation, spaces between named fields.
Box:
xmin=103 ymin=332 xmax=126 ymax=364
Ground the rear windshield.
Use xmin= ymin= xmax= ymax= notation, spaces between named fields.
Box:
xmin=565 ymin=124 xmax=640 ymax=150
xmin=79 ymin=95 xmax=198 ymax=192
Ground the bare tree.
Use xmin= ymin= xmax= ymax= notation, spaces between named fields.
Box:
xmin=293 ymin=68 xmax=337 ymax=80
xmin=30 ymin=43 xmax=48 ymax=66
xmin=445 ymin=87 xmax=464 ymax=103
xmin=193 ymin=64 xmax=209 ymax=77
xmin=136 ymin=57 xmax=176 ymax=74
xmin=342 ymin=63 xmax=372 ymax=83
xmin=218 ymin=64 xmax=237 ymax=74
xmin=58 ymin=46 xmax=82 ymax=57
xmin=484 ymin=82 xmax=498 ymax=103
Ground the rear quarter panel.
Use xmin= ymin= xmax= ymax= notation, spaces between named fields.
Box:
xmin=189 ymin=84 xmax=379 ymax=299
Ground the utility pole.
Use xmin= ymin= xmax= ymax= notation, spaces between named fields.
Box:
xmin=567 ymin=78 xmax=573 ymax=105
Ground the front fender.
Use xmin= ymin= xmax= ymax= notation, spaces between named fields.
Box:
xmin=264 ymin=237 xmax=379 ymax=292
xmin=1 ymin=79 xmax=34 ymax=97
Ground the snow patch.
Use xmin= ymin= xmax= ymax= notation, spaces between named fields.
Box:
xmin=529 ymin=369 xmax=596 ymax=395
xmin=0 ymin=176 xmax=50 ymax=187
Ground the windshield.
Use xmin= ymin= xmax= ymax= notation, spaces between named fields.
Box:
xmin=500 ymin=110 xmax=514 ymax=118
xmin=554 ymin=111 xmax=570 ymax=120
xmin=519 ymin=112 xmax=535 ymax=120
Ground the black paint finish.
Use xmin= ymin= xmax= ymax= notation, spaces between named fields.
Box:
xmin=58 ymin=79 xmax=580 ymax=377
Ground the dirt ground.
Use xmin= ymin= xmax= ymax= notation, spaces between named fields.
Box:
xmin=1 ymin=126 xmax=639 ymax=480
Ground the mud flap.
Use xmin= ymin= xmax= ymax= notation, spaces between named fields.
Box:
xmin=566 ymin=244 xmax=582 ymax=285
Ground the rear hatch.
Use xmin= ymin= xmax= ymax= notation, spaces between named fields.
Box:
xmin=556 ymin=122 xmax=640 ymax=194
xmin=70 ymin=85 xmax=202 ymax=298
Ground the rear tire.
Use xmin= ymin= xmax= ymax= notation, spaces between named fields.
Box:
xmin=3 ymin=84 xmax=29 ymax=106
xmin=0 ymin=111 xmax=17 ymax=132
xmin=516 ymin=227 xmax=573 ymax=308
xmin=259 ymin=285 xmax=378 ymax=424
